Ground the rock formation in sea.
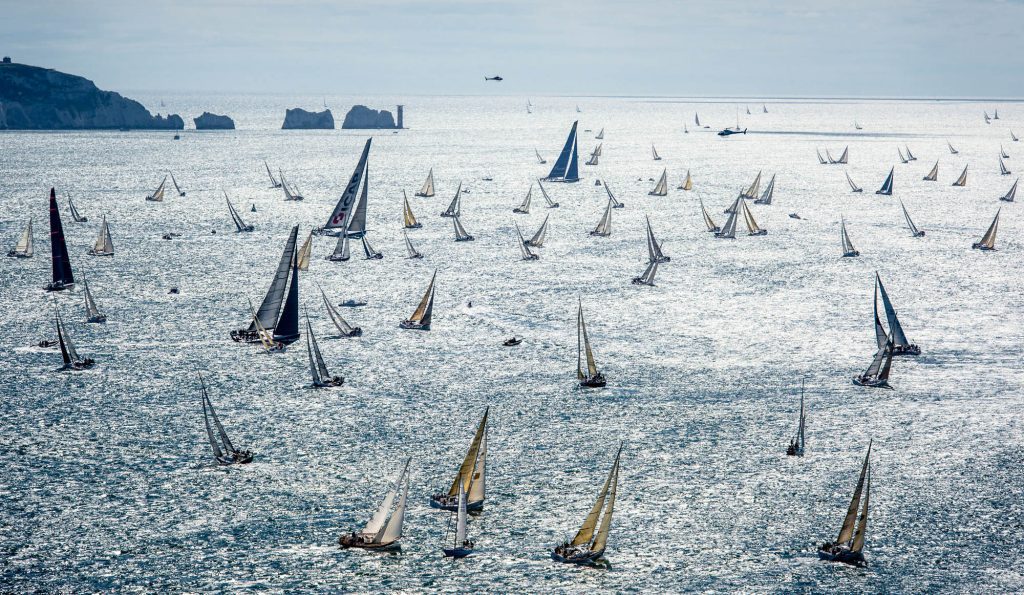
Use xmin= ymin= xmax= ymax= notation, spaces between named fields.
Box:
xmin=341 ymin=105 xmax=403 ymax=129
xmin=0 ymin=60 xmax=184 ymax=130
xmin=281 ymin=108 xmax=334 ymax=130
xmin=193 ymin=112 xmax=235 ymax=130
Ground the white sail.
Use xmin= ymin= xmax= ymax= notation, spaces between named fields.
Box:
xmin=846 ymin=170 xmax=862 ymax=192
xmin=376 ymin=471 xmax=409 ymax=544
xmin=577 ymin=301 xmax=599 ymax=379
xmin=318 ymin=285 xmax=356 ymax=335
xmin=361 ymin=235 xmax=382 ymax=259
xmin=441 ymin=182 xmax=462 ymax=217
xmin=538 ymin=180 xmax=559 ymax=208
xmin=453 ymin=216 xmax=473 ymax=241
xmin=898 ymin=147 xmax=908 ymax=164
xmin=948 ymin=141 xmax=959 ymax=154
xmin=454 ymin=484 xmax=468 ymax=544
xmin=999 ymin=156 xmax=1011 ymax=176
xmin=324 ymin=138 xmax=371 ymax=231
xmin=328 ymin=234 xmax=350 ymax=261
xmin=645 ymin=216 xmax=668 ymax=262
xmin=10 ymin=218 xmax=33 ymax=257
xmin=416 ymin=168 xmax=435 ymax=197
xmin=952 ymin=165 xmax=968 ymax=186
xmin=817 ymin=149 xmax=827 ymax=165
xmin=836 ymin=147 xmax=849 ymax=164
xmin=652 ymin=144 xmax=661 ymax=161
xmin=147 ymin=176 xmax=167 ymax=202
xmin=905 ymin=146 xmax=916 ymax=161
xmin=975 ymin=209 xmax=1000 ymax=250
xmin=900 ymin=201 xmax=923 ymax=236
xmin=515 ymin=223 xmax=538 ymax=260
xmin=514 ymin=186 xmax=532 ymax=214
xmin=717 ymin=208 xmax=738 ymax=238
xmin=591 ymin=198 xmax=613 ymax=236
xmin=603 ymin=181 xmax=622 ymax=207
xmin=535 ymin=149 xmax=546 ymax=164
xmin=83 ymin=278 xmax=103 ymax=321
xmin=1000 ymin=145 xmax=1009 ymax=159
xmin=923 ymin=161 xmax=938 ymax=181
xmin=468 ymin=432 xmax=486 ymax=503
xmin=526 ymin=214 xmax=549 ymax=247
xmin=88 ymin=216 xmax=114 ymax=256
xmin=1000 ymin=178 xmax=1019 ymax=202
xmin=648 ymin=169 xmax=668 ymax=196
xmin=840 ymin=217 xmax=858 ymax=256
xmin=363 ymin=460 xmax=409 ymax=536
xmin=755 ymin=174 xmax=775 ymax=204
xmin=634 ymin=260 xmax=658 ymax=286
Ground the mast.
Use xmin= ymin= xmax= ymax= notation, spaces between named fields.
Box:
xmin=324 ymin=138 xmax=372 ymax=231
xmin=250 ymin=226 xmax=299 ymax=331
xmin=48 ymin=188 xmax=75 ymax=288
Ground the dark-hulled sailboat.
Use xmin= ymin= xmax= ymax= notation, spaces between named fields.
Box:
xmin=430 ymin=408 xmax=488 ymax=511
xmin=305 ymin=312 xmax=343 ymax=387
xmin=45 ymin=188 xmax=75 ymax=292
xmin=400 ymin=270 xmax=436 ymax=331
xmin=818 ymin=442 xmax=871 ymax=567
xmin=853 ymin=340 xmax=894 ymax=389
xmin=200 ymin=376 xmax=253 ymax=465
xmin=786 ymin=383 xmax=806 ymax=457
xmin=339 ymin=458 xmax=410 ymax=551
xmin=7 ymin=218 xmax=33 ymax=258
xmin=55 ymin=307 xmax=94 ymax=370
xmin=875 ymin=274 xmax=920 ymax=355
xmin=544 ymin=121 xmax=581 ymax=183
xmin=876 ymin=167 xmax=894 ymax=195
xmin=317 ymin=283 xmax=362 ymax=337
xmin=231 ymin=226 xmax=299 ymax=343
xmin=972 ymin=209 xmax=1000 ymax=251
xmin=226 ymin=192 xmax=254 ymax=232
xmin=552 ymin=445 xmax=621 ymax=565
xmin=577 ymin=300 xmax=606 ymax=388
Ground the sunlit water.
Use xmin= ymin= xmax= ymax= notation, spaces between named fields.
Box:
xmin=2 ymin=95 xmax=1023 ymax=592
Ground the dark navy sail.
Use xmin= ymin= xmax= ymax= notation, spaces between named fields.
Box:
xmin=273 ymin=249 xmax=301 ymax=344
xmin=545 ymin=121 xmax=580 ymax=183
xmin=47 ymin=188 xmax=75 ymax=291
xmin=251 ymin=226 xmax=299 ymax=331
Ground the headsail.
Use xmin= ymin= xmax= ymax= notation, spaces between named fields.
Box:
xmin=975 ymin=209 xmax=1000 ymax=250
xmin=305 ymin=314 xmax=332 ymax=385
xmin=652 ymin=144 xmax=661 ymax=161
xmin=840 ymin=217 xmax=858 ymax=256
xmin=836 ymin=442 xmax=872 ymax=547
xmin=999 ymin=156 xmax=1011 ymax=176
xmin=515 ymin=223 xmax=538 ymax=260
xmin=68 ymin=195 xmax=87 ymax=222
xmin=264 ymin=160 xmax=281 ymax=188
xmin=947 ymin=141 xmax=959 ymax=154
xmin=297 ymin=231 xmax=313 ymax=271
xmin=318 ymin=284 xmax=357 ymax=336
xmin=538 ymin=180 xmax=559 ymax=208
xmin=923 ymin=161 xmax=938 ymax=181
xmin=603 ymin=181 xmax=623 ymax=207
xmin=535 ymin=149 xmax=547 ymax=165
xmin=876 ymin=274 xmax=912 ymax=350
xmin=645 ymin=215 xmax=668 ymax=262
xmin=147 ymin=176 xmax=167 ymax=202
xmin=171 ymin=172 xmax=185 ymax=196
xmin=452 ymin=216 xmax=473 ymax=241
xmin=741 ymin=200 xmax=765 ymax=235
xmin=271 ymin=242 xmax=301 ymax=344
xmin=83 ymin=278 xmax=104 ymax=321
xmin=875 ymin=167 xmax=894 ymax=195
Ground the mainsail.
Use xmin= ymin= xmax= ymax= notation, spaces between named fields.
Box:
xmin=402 ymin=190 xmax=420 ymax=228
xmin=876 ymin=274 xmax=912 ymax=351
xmin=952 ymin=165 xmax=968 ymax=186
xmin=754 ymin=174 xmax=776 ymax=204
xmin=441 ymin=182 xmax=462 ymax=217
xmin=633 ymin=260 xmax=658 ymax=286
xmin=577 ymin=300 xmax=600 ymax=380
xmin=281 ymin=173 xmax=303 ymax=201
xmin=368 ymin=459 xmax=411 ymax=545
xmin=590 ymin=198 xmax=613 ymax=237
xmin=452 ymin=216 xmax=473 ymax=241
xmin=405 ymin=271 xmax=436 ymax=329
xmin=68 ymin=195 xmax=87 ymax=222
xmin=361 ymin=235 xmax=382 ymax=259
xmin=271 ymin=243 xmax=301 ymax=344
xmin=225 ymin=192 xmax=253 ymax=232
xmin=905 ymin=146 xmax=916 ymax=161
xmin=88 ymin=216 xmax=114 ymax=256
xmin=324 ymin=138 xmax=372 ymax=232
xmin=570 ymin=445 xmax=621 ymax=554
xmin=47 ymin=188 xmax=75 ymax=289
xmin=595 ymin=128 xmax=604 ymax=140
xmin=835 ymin=147 xmax=849 ymax=164
xmin=974 ymin=209 xmax=1000 ymax=250
xmin=817 ymin=149 xmax=827 ymax=165
xmin=514 ymin=185 xmax=532 ymax=214
xmin=741 ymin=200 xmax=765 ymax=235
xmin=318 ymin=284 xmax=358 ymax=336
xmin=544 ymin=121 xmax=580 ymax=183
xmin=716 ymin=206 xmax=739 ymax=239
xmin=846 ymin=170 xmax=863 ymax=193
xmin=515 ymin=223 xmax=539 ymax=260
xmin=678 ymin=170 xmax=693 ymax=191
xmin=603 ymin=181 xmax=623 ymax=207
xmin=947 ymin=141 xmax=959 ymax=155
xmin=146 ymin=176 xmax=167 ymax=202
xmin=446 ymin=408 xmax=488 ymax=501
xmin=645 ymin=216 xmax=668 ymax=262
xmin=538 ymin=180 xmax=559 ymax=208
xmin=83 ymin=278 xmax=104 ymax=322
xmin=8 ymin=218 xmax=33 ymax=257
xmin=740 ymin=171 xmax=762 ymax=199
xmin=171 ymin=172 xmax=185 ymax=196
xmin=999 ymin=156 xmax=1011 ymax=176
xmin=840 ymin=217 xmax=858 ymax=256
xmin=249 ymin=226 xmax=299 ymax=331
xmin=648 ymin=169 xmax=668 ymax=196
xmin=835 ymin=442 xmax=872 ymax=553
xmin=403 ymin=229 xmax=422 ymax=258
xmin=415 ymin=168 xmax=435 ymax=197
xmin=898 ymin=147 xmax=908 ymax=164
xmin=923 ymin=161 xmax=938 ymax=181
xmin=327 ymin=234 xmax=350 ymax=261
xmin=700 ymin=199 xmax=719 ymax=232
xmin=526 ymin=214 xmax=549 ymax=247
xmin=1000 ymin=178 xmax=1019 ymax=202
xmin=652 ymin=144 xmax=661 ymax=161
xmin=535 ymin=149 xmax=547 ymax=165
xmin=876 ymin=167 xmax=894 ymax=195
xmin=899 ymin=201 xmax=924 ymax=236
xmin=586 ymin=143 xmax=601 ymax=166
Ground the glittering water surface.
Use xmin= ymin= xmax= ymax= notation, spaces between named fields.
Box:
xmin=2 ymin=95 xmax=1023 ymax=592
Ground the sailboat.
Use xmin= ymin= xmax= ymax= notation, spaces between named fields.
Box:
xmin=401 ymin=190 xmax=421 ymax=229
xmin=786 ymin=383 xmax=806 ymax=457
xmin=840 ymin=217 xmax=859 ymax=257
xmin=280 ymin=173 xmax=304 ymax=201
xmin=416 ymin=168 xmax=436 ymax=197
xmin=264 ymin=160 xmax=282 ymax=188
xmin=764 ymin=104 xmax=769 ymax=113
xmin=648 ymin=169 xmax=668 ymax=196
xmin=441 ymin=182 xmax=463 ymax=217
xmin=67 ymin=194 xmax=87 ymax=222
xmin=590 ymin=198 xmax=613 ymax=237
xmin=403 ymin=229 xmax=423 ymax=259
xmin=535 ymin=149 xmax=547 ymax=164
xmin=586 ymin=143 xmax=602 ymax=166
xmin=999 ymin=178 xmax=1018 ymax=202
xmin=631 ymin=259 xmax=658 ymax=286
xmin=899 ymin=201 xmax=925 ymax=237
xmin=1012 ymin=131 xmax=1020 ymax=142
xmin=230 ymin=226 xmax=299 ymax=343
xmin=817 ymin=149 xmax=827 ymax=165
xmin=45 ymin=188 xmax=75 ymax=291
xmin=741 ymin=200 xmax=767 ymax=236
xmin=818 ymin=442 xmax=872 ymax=567
xmin=999 ymin=156 xmax=1011 ymax=176
xmin=875 ymin=274 xmax=920 ymax=356
xmin=430 ymin=408 xmax=488 ymax=511
xmin=904 ymin=146 xmax=917 ymax=161
xmin=825 ymin=149 xmax=836 ymax=164
xmin=985 ymin=111 xmax=992 ymax=124
xmin=754 ymin=174 xmax=776 ymax=205
xmin=317 ymin=284 xmax=362 ymax=337
xmin=525 ymin=214 xmax=549 ymax=247
xmin=746 ymin=105 xmax=751 ymax=115
xmin=7 ymin=218 xmax=33 ymax=258
xmin=513 ymin=185 xmax=533 ymax=214
xmin=538 ymin=180 xmax=559 ymax=208
xmin=171 ymin=172 xmax=186 ymax=197
xmin=854 ymin=120 xmax=862 ymax=130
xmin=295 ymin=231 xmax=313 ymax=271
xmin=875 ymin=167 xmax=894 ymax=195
xmin=361 ymin=235 xmax=383 ymax=259
xmin=652 ymin=144 xmax=662 ymax=161
xmin=696 ymin=113 xmax=706 ymax=128
xmin=83 ymin=278 xmax=106 ymax=323
xmin=898 ymin=147 xmax=908 ymax=164
xmin=846 ymin=170 xmax=864 ymax=193
xmin=86 ymin=216 xmax=114 ymax=256
xmin=947 ymin=141 xmax=959 ymax=154
xmin=305 ymin=313 xmax=344 ymax=387
xmin=645 ymin=216 xmax=670 ymax=262
xmin=595 ymin=128 xmax=604 ymax=140
xmin=552 ymin=445 xmax=621 ymax=565
xmin=739 ymin=171 xmax=762 ymax=200
xmin=576 ymin=300 xmax=606 ymax=388
xmin=326 ymin=234 xmax=351 ymax=262
xmin=1000 ymin=145 xmax=1010 ymax=159
xmin=544 ymin=121 xmax=581 ymax=183
xmin=853 ymin=340 xmax=894 ymax=388
xmin=400 ymin=270 xmax=436 ymax=330
xmin=994 ymin=109 xmax=1000 ymax=120
xmin=684 ymin=123 xmax=689 ymax=134
xmin=833 ymin=147 xmax=849 ymax=165
xmin=452 ymin=216 xmax=474 ymax=242
xmin=54 ymin=307 xmax=94 ymax=370
xmin=603 ymin=181 xmax=624 ymax=208
xmin=923 ymin=161 xmax=939 ymax=181
xmin=700 ymin=199 xmax=720 ymax=233
xmin=200 ymin=376 xmax=252 ymax=465
xmin=145 ymin=176 xmax=167 ymax=202
xmin=716 ymin=204 xmax=738 ymax=239
xmin=972 ymin=209 xmax=1000 ymax=251
xmin=678 ymin=169 xmax=693 ymax=191
xmin=225 ymin=192 xmax=254 ymax=232
xmin=442 ymin=485 xmax=474 ymax=558
xmin=510 ymin=222 xmax=538 ymax=261
xmin=339 ymin=459 xmax=411 ymax=551
xmin=952 ymin=165 xmax=968 ymax=186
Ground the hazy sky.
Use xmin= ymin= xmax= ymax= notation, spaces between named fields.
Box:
xmin=3 ymin=0 xmax=1023 ymax=98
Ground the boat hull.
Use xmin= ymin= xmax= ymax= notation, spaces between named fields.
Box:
xmin=62 ymin=359 xmax=96 ymax=371
xmin=314 ymin=376 xmax=345 ymax=388
xmin=339 ymin=534 xmax=400 ymax=551
xmin=443 ymin=547 xmax=473 ymax=558
xmin=87 ymin=250 xmax=114 ymax=256
xmin=748 ymin=230 xmax=768 ymax=236
xmin=818 ymin=546 xmax=866 ymax=567
xmin=551 ymin=547 xmax=604 ymax=565
xmin=842 ymin=251 xmax=860 ymax=258
xmin=399 ymin=320 xmax=430 ymax=331
xmin=972 ymin=243 xmax=997 ymax=251
xmin=455 ymin=236 xmax=475 ymax=242
xmin=365 ymin=253 xmax=384 ymax=260
xmin=429 ymin=495 xmax=483 ymax=512
xmin=631 ymin=277 xmax=654 ymax=286
xmin=405 ymin=223 xmax=422 ymax=229
xmin=272 ymin=332 xmax=300 ymax=345
xmin=45 ymin=281 xmax=74 ymax=292
xmin=7 ymin=251 xmax=31 ymax=258
xmin=892 ymin=344 xmax=921 ymax=356
xmin=852 ymin=376 xmax=892 ymax=389
xmin=216 ymin=451 xmax=253 ymax=465
xmin=87 ymin=315 xmax=107 ymax=324
xmin=579 ymin=374 xmax=607 ymax=388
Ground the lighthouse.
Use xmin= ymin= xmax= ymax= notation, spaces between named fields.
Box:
xmin=396 ymin=105 xmax=404 ymax=129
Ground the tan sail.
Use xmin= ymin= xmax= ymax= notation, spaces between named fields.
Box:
xmin=836 ymin=442 xmax=871 ymax=545
xmin=591 ymin=457 xmax=619 ymax=553
xmin=249 ymin=299 xmax=277 ymax=351
xmin=447 ymin=408 xmax=489 ymax=497
xmin=297 ymin=231 xmax=313 ymax=271
xmin=851 ymin=466 xmax=870 ymax=553
xmin=468 ymin=432 xmax=486 ymax=502
xmin=416 ymin=168 xmax=435 ymax=197
xmin=402 ymin=190 xmax=419 ymax=228
xmin=740 ymin=200 xmax=763 ymax=233
xmin=976 ymin=209 xmax=1000 ymax=249
xmin=952 ymin=165 xmax=968 ymax=187
xmin=408 ymin=271 xmax=436 ymax=324
xmin=923 ymin=161 xmax=938 ymax=181
xmin=678 ymin=169 xmax=693 ymax=191
xmin=740 ymin=171 xmax=762 ymax=199
xmin=571 ymin=446 xmax=621 ymax=548
xmin=700 ymin=199 xmax=718 ymax=231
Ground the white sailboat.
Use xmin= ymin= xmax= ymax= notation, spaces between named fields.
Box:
xmin=416 ymin=168 xmax=436 ymax=197
xmin=846 ymin=170 xmax=864 ymax=193
xmin=999 ymin=156 xmax=1011 ymax=176
xmin=741 ymin=200 xmax=767 ymax=236
xmin=754 ymin=174 xmax=776 ymax=205
xmin=513 ymin=185 xmax=533 ymax=214
xmin=833 ymin=147 xmax=849 ymax=164
xmin=525 ymin=214 xmax=549 ymax=247
xmin=999 ymin=178 xmax=1018 ymax=202
xmin=339 ymin=458 xmax=411 ymax=551
xmin=589 ymin=198 xmax=613 ymax=237
xmin=648 ymin=169 xmax=668 ymax=196
xmin=441 ymin=182 xmax=462 ymax=217
xmin=535 ymin=149 xmax=547 ymax=165
xmin=442 ymin=484 xmax=474 ymax=559
xmin=452 ymin=216 xmax=474 ymax=242
xmin=83 ymin=278 xmax=106 ymax=323
xmin=7 ymin=218 xmax=33 ymax=258
xmin=146 ymin=175 xmax=167 ymax=202
xmin=264 ymin=160 xmax=282 ymax=188
xmin=603 ymin=181 xmax=624 ymax=208
xmin=972 ymin=209 xmax=1000 ymax=251
xmin=552 ymin=445 xmax=621 ymax=564
xmin=677 ymin=170 xmax=693 ymax=191
xmin=87 ymin=216 xmax=114 ymax=256
xmin=631 ymin=259 xmax=658 ymax=286
xmin=326 ymin=234 xmax=351 ymax=262
xmin=899 ymin=201 xmax=925 ymax=237
xmin=1000 ymin=145 xmax=1010 ymax=159
xmin=1012 ymin=131 xmax=1019 ymax=142
xmin=403 ymin=229 xmax=423 ymax=259
xmin=840 ymin=216 xmax=859 ymax=257
xmin=898 ymin=147 xmax=908 ymax=164
xmin=515 ymin=222 xmax=539 ymax=261
xmin=586 ymin=143 xmax=602 ymax=166
xmin=402 ymin=190 xmax=421 ymax=229
xmin=576 ymin=300 xmax=606 ymax=388
xmin=952 ymin=165 xmax=968 ymax=186
xmin=652 ymin=144 xmax=662 ymax=161
xmin=922 ymin=161 xmax=938 ymax=181
xmin=361 ymin=235 xmax=383 ymax=259
xmin=817 ymin=149 xmax=827 ymax=165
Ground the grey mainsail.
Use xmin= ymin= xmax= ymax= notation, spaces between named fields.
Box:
xmin=265 ymin=160 xmax=282 ymax=188
xmin=952 ymin=165 xmax=968 ymax=186
xmin=923 ymin=161 xmax=938 ymax=181
xmin=250 ymin=226 xmax=299 ymax=331
xmin=452 ymin=216 xmax=474 ymax=241
xmin=441 ymin=182 xmax=462 ymax=218
xmin=1000 ymin=178 xmax=1018 ymax=202
xmin=225 ymin=192 xmax=253 ymax=232
xmin=83 ymin=278 xmax=105 ymax=322
xmin=840 ymin=217 xmax=858 ymax=256
xmin=590 ymin=198 xmax=613 ymax=237
xmin=513 ymin=186 xmax=532 ymax=214
xmin=403 ymin=229 xmax=422 ymax=258
xmin=645 ymin=216 xmax=668 ymax=262
xmin=648 ymin=169 xmax=668 ymax=196
xmin=515 ymin=222 xmax=539 ymax=260
xmin=318 ymin=284 xmax=358 ymax=336
xmin=171 ymin=172 xmax=185 ymax=196
xmin=416 ymin=168 xmax=435 ymax=197
xmin=538 ymin=180 xmax=559 ymax=208
xmin=603 ymin=181 xmax=623 ymax=207
xmin=846 ymin=170 xmax=863 ymax=193
xmin=526 ymin=214 xmax=549 ymax=247
xmin=754 ymin=174 xmax=775 ymax=204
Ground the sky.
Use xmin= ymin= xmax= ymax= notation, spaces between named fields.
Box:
xmin=2 ymin=0 xmax=1023 ymax=98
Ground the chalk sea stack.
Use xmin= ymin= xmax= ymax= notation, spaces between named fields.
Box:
xmin=0 ymin=60 xmax=183 ymax=130
xmin=193 ymin=112 xmax=234 ymax=130
xmin=282 ymin=108 xmax=334 ymax=130
xmin=342 ymin=105 xmax=403 ymax=129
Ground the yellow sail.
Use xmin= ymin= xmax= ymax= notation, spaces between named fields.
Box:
xmin=741 ymin=200 xmax=762 ymax=233
xmin=249 ymin=300 xmax=277 ymax=351
xmin=683 ymin=169 xmax=693 ymax=191
xmin=851 ymin=466 xmax=870 ymax=553
xmin=837 ymin=442 xmax=871 ymax=545
xmin=571 ymin=453 xmax=615 ymax=546
xmin=448 ymin=408 xmax=489 ymax=496
xmin=409 ymin=271 xmax=436 ymax=323
xmin=402 ymin=190 xmax=418 ymax=228
xmin=297 ymin=231 xmax=313 ymax=271
xmin=468 ymin=432 xmax=486 ymax=502
xmin=591 ymin=455 xmax=620 ymax=553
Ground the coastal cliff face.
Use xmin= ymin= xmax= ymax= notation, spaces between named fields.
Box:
xmin=282 ymin=108 xmax=334 ymax=129
xmin=341 ymin=105 xmax=398 ymax=129
xmin=193 ymin=112 xmax=235 ymax=130
xmin=0 ymin=62 xmax=183 ymax=130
